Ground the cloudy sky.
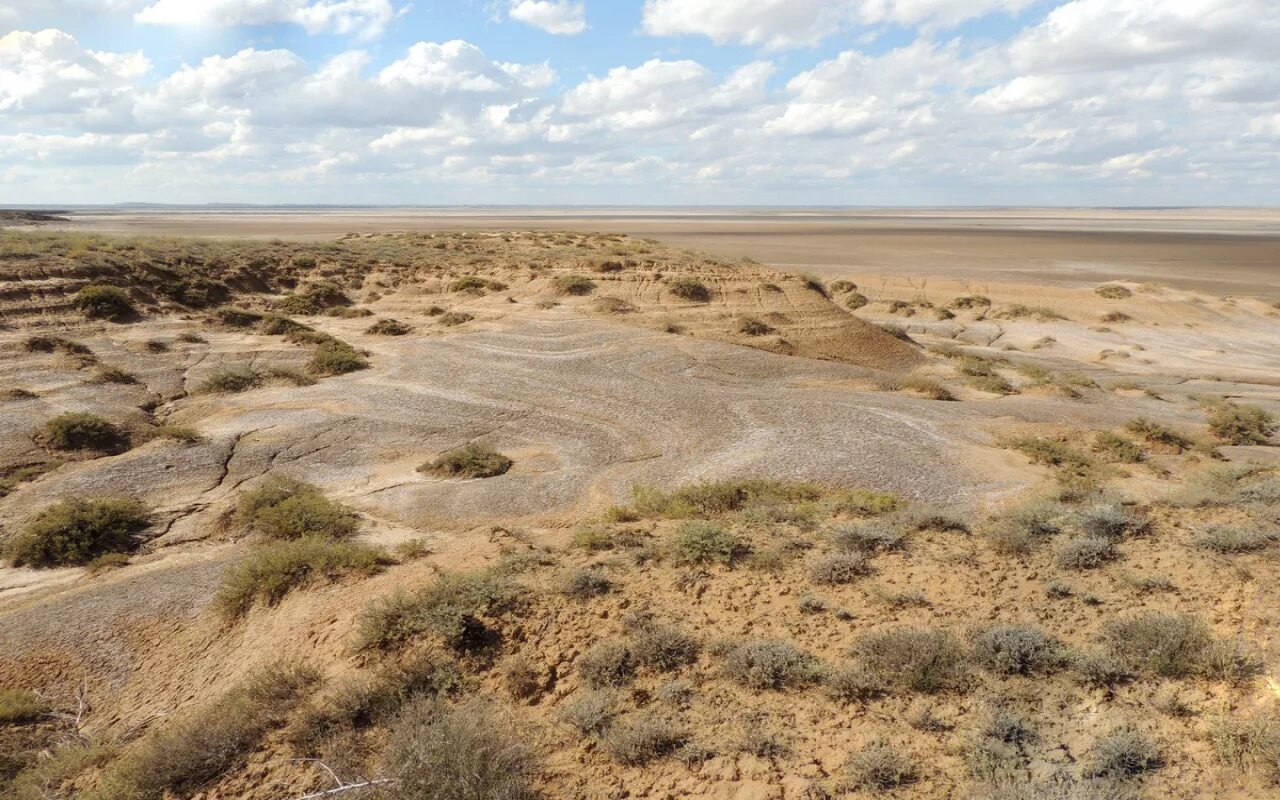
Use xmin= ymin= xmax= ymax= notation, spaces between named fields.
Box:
xmin=1 ymin=1 xmax=1277 ymax=206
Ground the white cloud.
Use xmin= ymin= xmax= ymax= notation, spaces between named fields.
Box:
xmin=135 ymin=0 xmax=401 ymax=39
xmin=641 ymin=0 xmax=1032 ymax=49
xmin=508 ymin=0 xmax=586 ymax=35
xmin=0 ymin=29 xmax=146 ymax=117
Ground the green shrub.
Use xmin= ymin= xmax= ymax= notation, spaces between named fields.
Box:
xmin=1099 ymin=613 xmax=1212 ymax=678
xmin=236 ymin=476 xmax=359 ymax=540
xmin=276 ymin=281 xmax=350 ymax=314
xmin=419 ymin=443 xmax=512 ymax=479
xmin=307 ymin=339 xmax=368 ymax=376
xmin=970 ymin=625 xmax=1065 ymax=676
xmin=579 ymin=640 xmax=636 ymax=688
xmin=968 ymin=374 xmax=1018 ymax=395
xmin=631 ymin=623 xmax=699 ymax=672
xmin=665 ymin=276 xmax=711 ymax=302
xmin=633 ymin=479 xmax=831 ymax=518
xmin=602 ymin=713 xmax=686 ymax=765
xmin=259 ymin=314 xmax=308 ymax=336
xmin=367 ymin=318 xmax=413 ymax=335
xmin=355 ymin=570 xmax=514 ymax=652
xmin=93 ymin=665 xmax=317 ymax=800
xmin=1005 ymin=436 xmax=1093 ymax=472
xmin=6 ymin=497 xmax=149 ymax=568
xmin=38 ymin=412 xmax=125 ymax=452
xmin=845 ymin=742 xmax=919 ymax=790
xmin=1094 ymin=432 xmax=1144 ymax=463
xmin=721 ymin=640 xmax=819 ymax=690
xmin=668 ymin=521 xmax=746 ymax=565
xmin=808 ymin=552 xmax=870 ymax=585
xmin=1086 ymin=727 xmax=1162 ymax=779
xmin=1194 ymin=526 xmax=1277 ymax=553
xmin=0 ymin=689 xmax=48 ymax=724
xmin=74 ymin=285 xmax=134 ymax=321
xmin=857 ymin=628 xmax=968 ymax=693
xmin=197 ymin=368 xmax=262 ymax=393
xmin=552 ymin=274 xmax=595 ymax=295
xmin=215 ymin=537 xmax=388 ymax=618
xmin=558 ymin=690 xmax=618 ymax=736
xmin=1054 ymin=536 xmax=1117 ymax=570
xmin=1208 ymin=403 xmax=1277 ymax=445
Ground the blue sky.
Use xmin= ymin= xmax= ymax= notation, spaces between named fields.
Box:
xmin=1 ymin=1 xmax=1277 ymax=205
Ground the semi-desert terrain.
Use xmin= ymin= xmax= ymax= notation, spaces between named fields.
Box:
xmin=1 ymin=212 xmax=1278 ymax=800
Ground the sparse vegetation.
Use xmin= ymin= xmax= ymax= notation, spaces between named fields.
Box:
xmin=631 ymin=623 xmax=699 ymax=672
xmin=419 ymin=443 xmax=513 ymax=478
xmin=1193 ymin=525 xmax=1277 ymax=553
xmin=355 ymin=570 xmax=514 ymax=652
xmin=579 ymin=640 xmax=636 ymax=688
xmin=857 ymin=628 xmax=968 ymax=693
xmin=737 ymin=316 xmax=774 ymax=336
xmin=215 ymin=537 xmax=389 ymax=618
xmin=721 ymin=639 xmax=819 ymax=690
xmin=91 ymin=365 xmax=139 ymax=385
xmin=970 ymin=625 xmax=1065 ymax=675
xmin=1099 ymin=613 xmax=1212 ymax=678
xmin=665 ymin=276 xmax=711 ymax=302
xmin=1207 ymin=402 xmax=1277 ymax=445
xmin=197 ymin=367 xmax=262 ymax=393
xmin=552 ymin=274 xmax=595 ymax=295
xmin=845 ymin=742 xmax=919 ymax=790
xmin=808 ymin=551 xmax=870 ymax=584
xmin=6 ymin=497 xmax=149 ymax=568
xmin=1087 ymin=727 xmax=1162 ymax=779
xmin=74 ymin=285 xmax=134 ymax=321
xmin=668 ymin=521 xmax=747 ymax=565
xmin=1055 ymin=536 xmax=1117 ymax=570
xmin=0 ymin=689 xmax=48 ymax=724
xmin=235 ymin=476 xmax=359 ymax=540
xmin=602 ymin=713 xmax=687 ymax=765
xmin=900 ymin=375 xmax=955 ymax=400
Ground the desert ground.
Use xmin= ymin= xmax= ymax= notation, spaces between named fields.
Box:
xmin=1 ymin=212 xmax=1278 ymax=800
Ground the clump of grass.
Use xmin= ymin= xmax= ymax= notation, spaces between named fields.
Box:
xmin=721 ymin=640 xmax=820 ymax=690
xmin=366 ymin=318 xmax=412 ymax=335
xmin=449 ymin=275 xmax=508 ymax=293
xmin=558 ymin=690 xmax=618 ymax=736
xmin=846 ymin=292 xmax=869 ymax=309
xmin=355 ymin=570 xmax=514 ymax=652
xmin=418 ymin=443 xmax=512 ymax=479
xmin=603 ymin=713 xmax=687 ymax=765
xmin=1193 ymin=525 xmax=1278 ymax=553
xmin=1054 ymin=536 xmax=1117 ymax=570
xmin=1 ymin=387 xmax=37 ymax=401
xmin=215 ymin=537 xmax=389 ymax=618
xmin=307 ymin=339 xmax=368 ymax=376
xmin=856 ymin=628 xmax=968 ymax=693
xmin=991 ymin=304 xmax=1066 ymax=321
xmin=276 ymin=281 xmax=350 ymax=314
xmin=631 ymin=623 xmax=699 ymax=672
xmin=91 ymin=365 xmax=139 ymax=385
xmin=809 ymin=551 xmax=871 ymax=585
xmin=37 ymin=412 xmax=126 ymax=452
xmin=94 ymin=664 xmax=318 ymax=800
xmin=845 ymin=742 xmax=919 ymax=790
xmin=579 ymin=640 xmax=636 ymax=688
xmin=235 ymin=476 xmax=359 ymax=540
xmin=1086 ymin=727 xmax=1163 ymax=779
xmin=197 ymin=368 xmax=262 ymax=393
xmin=668 ymin=521 xmax=747 ymax=565
xmin=825 ymin=663 xmax=884 ymax=702
xmin=1095 ymin=285 xmax=1133 ymax=299
xmin=984 ymin=498 xmax=1065 ymax=555
xmin=632 ymin=479 xmax=840 ymax=518
xmin=561 ymin=567 xmax=612 ymax=599
xmin=829 ymin=280 xmax=857 ymax=293
xmin=1093 ymin=432 xmax=1145 ymax=463
xmin=970 ymin=625 xmax=1065 ymax=676
xmin=176 ymin=332 xmax=207 ymax=344
xmin=382 ymin=698 xmax=537 ymax=800
xmin=1098 ymin=613 xmax=1212 ymax=678
xmin=0 ymin=688 xmax=48 ymax=724
xmin=552 ymin=274 xmax=595 ymax=295
xmin=593 ymin=296 xmax=637 ymax=314
xmin=800 ymin=274 xmax=828 ymax=296
xmin=737 ymin=316 xmax=774 ymax=336
xmin=210 ymin=306 xmax=265 ymax=328
xmin=5 ymin=497 xmax=149 ymax=568
xmin=438 ymin=310 xmax=474 ymax=326
xmin=1075 ymin=502 xmax=1147 ymax=540
xmin=86 ymin=551 xmax=131 ymax=573
xmin=1100 ymin=311 xmax=1132 ymax=323
xmin=1004 ymin=436 xmax=1094 ymax=474
xmin=900 ymin=375 xmax=955 ymax=400
xmin=948 ymin=295 xmax=992 ymax=310
xmin=968 ymin=373 xmax=1017 ymax=395
xmin=1209 ymin=713 xmax=1280 ymax=778
xmin=665 ymin=276 xmax=711 ymax=302
xmin=895 ymin=505 xmax=968 ymax=533
xmin=832 ymin=522 xmax=907 ymax=553
xmin=1207 ymin=402 xmax=1277 ymax=445
xmin=74 ymin=285 xmax=134 ymax=321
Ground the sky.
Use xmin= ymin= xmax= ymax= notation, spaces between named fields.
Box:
xmin=0 ymin=0 xmax=1277 ymax=206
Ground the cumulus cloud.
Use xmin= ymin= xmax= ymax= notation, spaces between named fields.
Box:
xmin=136 ymin=0 xmax=401 ymax=39
xmin=641 ymin=0 xmax=1032 ymax=49
xmin=508 ymin=0 xmax=586 ymax=35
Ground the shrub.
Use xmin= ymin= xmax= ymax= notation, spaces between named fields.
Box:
xmin=438 ymin=311 xmax=474 ymax=326
xmin=1094 ymin=432 xmax=1144 ymax=463
xmin=552 ymin=274 xmax=595 ymax=295
xmin=215 ymin=537 xmax=388 ymax=618
xmin=419 ymin=444 xmax=512 ymax=479
xmin=364 ymin=318 xmax=412 ymax=336
xmin=1100 ymin=613 xmax=1212 ymax=678
xmin=895 ymin=505 xmax=969 ymax=533
xmin=307 ymin=339 xmax=368 ymax=376
xmin=0 ymin=689 xmax=47 ymax=724
xmin=38 ymin=412 xmax=125 ymax=452
xmin=968 ymin=374 xmax=1017 ymax=395
xmin=603 ymin=713 xmax=686 ymax=765
xmin=6 ymin=497 xmax=149 ymax=568
xmin=94 ymin=665 xmax=317 ymax=800
xmin=277 ymin=281 xmax=350 ymax=314
xmin=91 ymin=366 xmax=139 ymax=385
xmin=74 ymin=285 xmax=134 ymax=321
xmin=571 ymin=526 xmax=616 ymax=552
xmin=631 ymin=623 xmax=699 ymax=672
xmin=1075 ymin=503 xmax=1147 ymax=539
xmin=737 ymin=316 xmax=774 ymax=336
xmin=355 ymin=570 xmax=514 ymax=652
xmin=1194 ymin=525 xmax=1277 ymax=553
xmin=382 ymin=698 xmax=537 ymax=800
xmin=800 ymin=274 xmax=828 ymax=296
xmin=1095 ymin=285 xmax=1132 ymax=299
xmin=86 ymin=552 xmax=131 ymax=574
xmin=825 ymin=663 xmax=884 ymax=702
xmin=1086 ymin=727 xmax=1162 ymax=779
xmin=449 ymin=276 xmax=507 ymax=293
xmin=1 ymin=387 xmax=37 ymax=401
xmin=561 ymin=567 xmax=612 ymax=599
xmin=970 ymin=625 xmax=1065 ymax=676
xmin=197 ymin=368 xmax=262 ymax=393
xmin=845 ymin=742 xmax=919 ymax=790
xmin=666 ymin=276 xmax=711 ymax=302
xmin=857 ymin=628 xmax=968 ymax=693
xmin=579 ymin=640 xmax=635 ymax=688
xmin=558 ymin=690 xmax=618 ymax=736
xmin=831 ymin=523 xmax=907 ymax=553
xmin=668 ymin=521 xmax=746 ymax=565
xmin=259 ymin=314 xmax=308 ymax=336
xmin=1074 ymin=651 xmax=1136 ymax=688
xmin=1054 ymin=536 xmax=1117 ymax=570
xmin=236 ymin=476 xmax=359 ymax=540
xmin=949 ymin=295 xmax=992 ymax=309
xmin=1208 ymin=403 xmax=1277 ymax=445
xmin=721 ymin=640 xmax=819 ymax=690
xmin=986 ymin=499 xmax=1064 ymax=555
xmin=829 ymin=280 xmax=857 ymax=293
xmin=210 ymin=306 xmax=265 ymax=328
xmin=176 ymin=332 xmax=207 ymax=344
xmin=809 ymin=552 xmax=870 ymax=585
xmin=900 ymin=375 xmax=955 ymax=401
xmin=846 ymin=292 xmax=869 ymax=309
xmin=1209 ymin=713 xmax=1280 ymax=777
